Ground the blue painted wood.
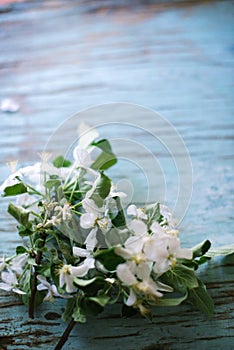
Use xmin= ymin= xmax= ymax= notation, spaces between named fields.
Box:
xmin=0 ymin=1 xmax=233 ymax=349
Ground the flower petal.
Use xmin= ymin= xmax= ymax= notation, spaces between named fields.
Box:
xmin=73 ymin=246 xmax=89 ymax=258
xmin=80 ymin=213 xmax=96 ymax=229
xmin=130 ymin=219 xmax=147 ymax=236
xmin=116 ymin=263 xmax=137 ymax=286
xmin=84 ymin=228 xmax=97 ymax=251
xmin=126 ymin=288 xmax=137 ymax=306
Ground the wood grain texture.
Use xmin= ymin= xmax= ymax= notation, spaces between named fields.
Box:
xmin=0 ymin=0 xmax=233 ymax=349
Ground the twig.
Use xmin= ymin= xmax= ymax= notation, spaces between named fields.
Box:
xmin=54 ymin=319 xmax=76 ymax=350
xmin=28 ymin=232 xmax=47 ymax=319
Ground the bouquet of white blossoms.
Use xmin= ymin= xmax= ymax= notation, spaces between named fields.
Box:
xmin=0 ymin=124 xmax=233 ymax=350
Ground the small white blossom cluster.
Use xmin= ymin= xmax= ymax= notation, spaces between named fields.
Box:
xmin=114 ymin=204 xmax=192 ymax=313
xmin=0 ymin=254 xmax=28 ymax=295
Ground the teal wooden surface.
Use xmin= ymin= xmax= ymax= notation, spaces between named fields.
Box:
xmin=0 ymin=0 xmax=234 ymax=349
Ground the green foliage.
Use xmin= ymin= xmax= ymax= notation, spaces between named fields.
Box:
xmin=72 ymin=304 xmax=86 ymax=323
xmin=155 ymin=292 xmax=188 ymax=306
xmin=95 ymin=248 xmax=125 ymax=271
xmin=80 ymin=297 xmax=104 ymax=316
xmin=73 ymin=276 xmax=103 ymax=287
xmin=3 ymin=182 xmax=27 ymax=197
xmin=204 ymin=245 xmax=234 ymax=257
xmin=45 ymin=178 xmax=61 ymax=189
xmin=192 ymin=240 xmax=211 ymax=258
xmin=111 ymin=196 xmax=126 ymax=228
xmin=53 ymin=155 xmax=72 ymax=168
xmin=105 ymin=228 xmax=129 ymax=247
xmin=62 ymin=297 xmax=77 ymax=322
xmin=187 ymin=278 xmax=214 ymax=317
xmin=91 ymin=139 xmax=117 ymax=171
xmin=8 ymin=202 xmax=30 ymax=227
xmin=91 ymin=172 xmax=111 ymax=206
xmin=144 ymin=202 xmax=162 ymax=226
xmin=16 ymin=246 xmax=27 ymax=254
xmin=55 ymin=234 xmax=74 ymax=264
xmin=166 ymin=265 xmax=199 ymax=290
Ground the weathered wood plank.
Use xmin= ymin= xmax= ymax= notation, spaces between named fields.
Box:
xmin=0 ymin=255 xmax=233 ymax=349
xmin=0 ymin=0 xmax=233 ymax=349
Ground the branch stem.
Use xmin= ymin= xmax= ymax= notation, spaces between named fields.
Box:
xmin=28 ymin=232 xmax=47 ymax=319
xmin=54 ymin=319 xmax=76 ymax=350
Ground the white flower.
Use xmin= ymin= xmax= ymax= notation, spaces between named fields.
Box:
xmin=108 ymin=184 xmax=127 ymax=199
xmin=126 ymin=288 xmax=137 ymax=306
xmin=127 ymin=204 xmax=147 ymax=220
xmin=73 ymin=246 xmax=90 ymax=258
xmin=59 ymin=258 xmax=95 ymax=293
xmin=82 ymin=198 xmax=103 ymax=224
xmin=117 ymin=261 xmax=172 ymax=306
xmin=115 ymin=235 xmax=146 ymax=262
xmin=80 ymin=198 xmax=110 ymax=249
xmin=37 ymin=275 xmax=71 ymax=302
xmin=59 ymin=265 xmax=76 ymax=293
xmin=54 ymin=200 xmax=72 ymax=221
xmin=10 ymin=253 xmax=28 ymax=275
xmin=0 ymin=161 xmax=70 ymax=201
xmin=144 ymin=231 xmax=192 ymax=275
xmin=129 ymin=219 xmax=147 ymax=237
xmin=159 ymin=204 xmax=176 ymax=228
xmin=0 ymin=270 xmax=26 ymax=295
xmin=116 ymin=262 xmax=137 ymax=286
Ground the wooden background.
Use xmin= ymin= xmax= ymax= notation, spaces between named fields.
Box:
xmin=0 ymin=0 xmax=233 ymax=349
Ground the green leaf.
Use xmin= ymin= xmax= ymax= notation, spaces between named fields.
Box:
xmin=187 ymin=278 xmax=214 ymax=317
xmin=173 ymin=265 xmax=199 ymax=289
xmin=62 ymin=297 xmax=76 ymax=322
xmin=74 ymin=276 xmax=107 ymax=297
xmin=55 ymin=235 xmax=74 ymax=264
xmin=192 ymin=240 xmax=211 ymax=258
xmin=204 ymin=245 xmax=234 ymax=257
xmin=91 ymin=139 xmax=117 ymax=171
xmin=27 ymin=257 xmax=37 ymax=266
xmin=95 ymin=248 xmax=125 ymax=271
xmin=155 ymin=291 xmax=188 ymax=306
xmin=8 ymin=202 xmax=30 ymax=226
xmin=72 ymin=304 xmax=86 ymax=323
xmin=195 ymin=256 xmax=211 ymax=266
xmin=16 ymin=246 xmax=27 ymax=254
xmin=34 ymin=290 xmax=46 ymax=307
xmin=144 ymin=202 xmax=162 ymax=226
xmin=53 ymin=155 xmax=72 ymax=168
xmin=162 ymin=265 xmax=199 ymax=291
xmin=105 ymin=228 xmax=129 ymax=247
xmin=111 ymin=196 xmax=126 ymax=228
xmin=80 ymin=297 xmax=104 ymax=316
xmin=73 ymin=276 xmax=104 ymax=287
xmin=17 ymin=225 xmax=33 ymax=237
xmin=88 ymin=295 xmax=110 ymax=307
xmin=3 ymin=182 xmax=27 ymax=197
xmin=91 ymin=173 xmax=111 ymax=206
xmin=45 ymin=179 xmax=61 ymax=189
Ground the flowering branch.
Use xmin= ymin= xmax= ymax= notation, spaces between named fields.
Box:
xmin=0 ymin=123 xmax=233 ymax=350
